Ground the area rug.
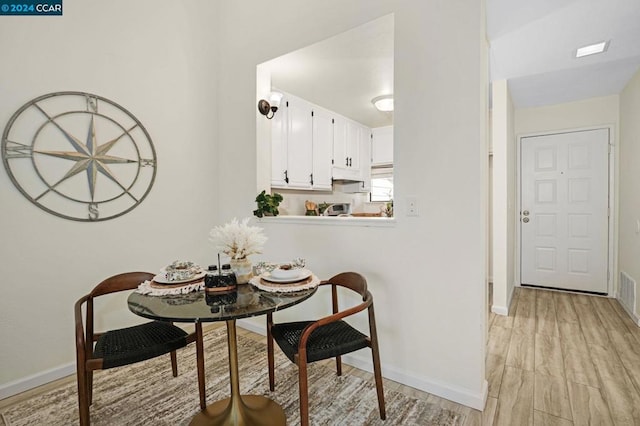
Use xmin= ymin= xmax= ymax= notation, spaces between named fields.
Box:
xmin=1 ymin=327 xmax=465 ymax=425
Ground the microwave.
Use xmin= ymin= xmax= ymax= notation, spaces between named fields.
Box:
xmin=324 ymin=203 xmax=351 ymax=216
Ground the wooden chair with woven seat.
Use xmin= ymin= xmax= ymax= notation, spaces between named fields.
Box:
xmin=266 ymin=271 xmax=386 ymax=426
xmin=74 ymin=271 xmax=206 ymax=426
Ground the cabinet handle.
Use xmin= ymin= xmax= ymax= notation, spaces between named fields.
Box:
xmin=348 ymin=157 xmax=352 ymax=167
xmin=345 ymin=157 xmax=349 ymax=167
xmin=310 ymin=173 xmax=314 ymax=185
xmin=284 ymin=170 xmax=289 ymax=184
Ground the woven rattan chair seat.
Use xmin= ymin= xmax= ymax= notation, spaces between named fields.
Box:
xmin=271 ymin=320 xmax=368 ymax=363
xmin=94 ymin=321 xmax=188 ymax=369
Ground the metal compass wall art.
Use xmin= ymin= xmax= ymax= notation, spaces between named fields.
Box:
xmin=1 ymin=91 xmax=157 ymax=221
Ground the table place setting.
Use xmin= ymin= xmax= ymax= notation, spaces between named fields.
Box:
xmin=135 ymin=260 xmax=206 ymax=296
xmin=250 ymin=261 xmax=320 ymax=293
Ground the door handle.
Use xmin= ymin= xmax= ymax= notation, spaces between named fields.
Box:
xmin=523 ymin=210 xmax=530 ymax=216
xmin=522 ymin=217 xmax=530 ymax=223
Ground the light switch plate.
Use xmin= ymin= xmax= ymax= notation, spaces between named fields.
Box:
xmin=407 ymin=197 xmax=418 ymax=216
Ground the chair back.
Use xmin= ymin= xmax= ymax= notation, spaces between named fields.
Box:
xmin=90 ymin=271 xmax=154 ymax=298
xmin=322 ymin=272 xmax=367 ymax=297
xmin=77 ymin=272 xmax=154 ymax=348
xmin=321 ymin=271 xmax=373 ymax=316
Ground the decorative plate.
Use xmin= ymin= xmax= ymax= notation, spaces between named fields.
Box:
xmin=250 ymin=274 xmax=320 ymax=293
xmin=260 ymin=268 xmax=312 ymax=284
xmin=153 ymin=271 xmax=206 ymax=285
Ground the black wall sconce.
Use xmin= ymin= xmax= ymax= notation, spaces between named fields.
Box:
xmin=258 ymin=91 xmax=283 ymax=119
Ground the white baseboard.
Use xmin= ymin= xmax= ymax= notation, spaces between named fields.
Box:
xmin=491 ymin=305 xmax=508 ymax=315
xmin=0 ymin=363 xmax=75 ymax=400
xmin=618 ymin=300 xmax=640 ymax=327
xmin=4 ymin=321 xmax=490 ymax=409
xmin=237 ymin=319 xmax=488 ymax=410
xmin=341 ymin=351 xmax=488 ymax=410
xmin=491 ymin=283 xmax=515 ymax=316
xmin=237 ymin=318 xmax=266 ymax=335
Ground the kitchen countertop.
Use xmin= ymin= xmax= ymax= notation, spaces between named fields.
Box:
xmin=257 ymin=215 xmax=396 ymax=227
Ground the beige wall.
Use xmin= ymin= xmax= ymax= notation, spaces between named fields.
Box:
xmin=512 ymin=95 xmax=619 ymax=298
xmin=619 ymin=69 xmax=640 ymax=319
xmin=0 ymin=0 xmax=490 ymax=409
xmin=491 ymin=80 xmax=516 ymax=314
xmin=515 ymin=95 xmax=619 ymax=135
xmin=0 ymin=1 xmax=220 ymax=393
xmin=219 ymin=0 xmax=488 ymax=408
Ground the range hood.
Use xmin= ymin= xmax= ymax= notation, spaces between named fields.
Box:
xmin=332 ymin=177 xmax=363 ymax=183
xmin=334 ymin=180 xmax=367 ymax=194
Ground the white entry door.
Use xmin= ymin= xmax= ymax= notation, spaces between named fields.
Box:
xmin=520 ymin=129 xmax=609 ymax=294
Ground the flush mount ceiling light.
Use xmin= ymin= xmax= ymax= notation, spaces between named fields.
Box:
xmin=372 ymin=94 xmax=393 ymax=112
xmin=258 ymin=91 xmax=283 ymax=119
xmin=575 ymin=41 xmax=609 ymax=58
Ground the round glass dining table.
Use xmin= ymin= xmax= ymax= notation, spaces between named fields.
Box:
xmin=128 ymin=283 xmax=317 ymax=426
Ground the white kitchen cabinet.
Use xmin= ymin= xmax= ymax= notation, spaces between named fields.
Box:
xmin=270 ymin=94 xmax=289 ymax=188
xmin=371 ymin=125 xmax=393 ymax=166
xmin=271 ymin=92 xmax=332 ymax=191
xmin=271 ymin=93 xmax=312 ymax=189
xmin=332 ymin=116 xmax=361 ymax=180
xmin=359 ymin=124 xmax=372 ymax=192
xmin=286 ymin=96 xmax=313 ymax=189
xmin=311 ymin=107 xmax=333 ymax=190
xmin=339 ymin=124 xmax=371 ymax=193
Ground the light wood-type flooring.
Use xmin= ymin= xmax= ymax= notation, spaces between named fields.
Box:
xmin=2 ymin=287 xmax=640 ymax=425
xmin=483 ymin=286 xmax=640 ymax=426
xmin=295 ymin=286 xmax=640 ymax=425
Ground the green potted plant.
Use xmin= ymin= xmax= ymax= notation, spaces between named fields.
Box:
xmin=318 ymin=202 xmax=331 ymax=216
xmin=253 ymin=190 xmax=283 ymax=217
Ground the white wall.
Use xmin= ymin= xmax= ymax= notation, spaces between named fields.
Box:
xmin=515 ymin=95 xmax=619 ymax=135
xmin=0 ymin=0 xmax=489 ymax=410
xmin=0 ymin=0 xmax=220 ymax=393
xmin=220 ymin=0 xmax=488 ymax=408
xmin=512 ymin=95 xmax=619 ymax=299
xmin=619 ymin=69 xmax=640 ymax=318
xmin=491 ymin=80 xmax=516 ymax=315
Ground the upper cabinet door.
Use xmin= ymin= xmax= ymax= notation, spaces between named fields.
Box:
xmin=333 ymin=117 xmax=361 ymax=180
xmin=371 ymin=125 xmax=393 ymax=166
xmin=346 ymin=120 xmax=361 ymax=172
xmin=359 ymin=125 xmax=372 ymax=192
xmin=333 ymin=116 xmax=348 ymax=169
xmin=286 ymin=96 xmax=313 ymax=189
xmin=312 ymin=107 xmax=333 ymax=190
xmin=271 ymin=94 xmax=289 ymax=188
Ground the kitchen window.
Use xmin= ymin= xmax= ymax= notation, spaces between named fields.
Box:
xmin=370 ymin=166 xmax=393 ymax=202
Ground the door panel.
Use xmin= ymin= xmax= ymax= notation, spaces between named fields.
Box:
xmin=286 ymin=98 xmax=313 ymax=189
xmin=521 ymin=129 xmax=609 ymax=293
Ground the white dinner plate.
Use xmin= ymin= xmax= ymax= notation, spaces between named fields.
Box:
xmin=153 ymin=271 xmax=206 ymax=284
xmin=260 ymin=268 xmax=312 ymax=283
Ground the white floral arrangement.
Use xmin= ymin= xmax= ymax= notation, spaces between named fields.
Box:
xmin=209 ymin=217 xmax=267 ymax=260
